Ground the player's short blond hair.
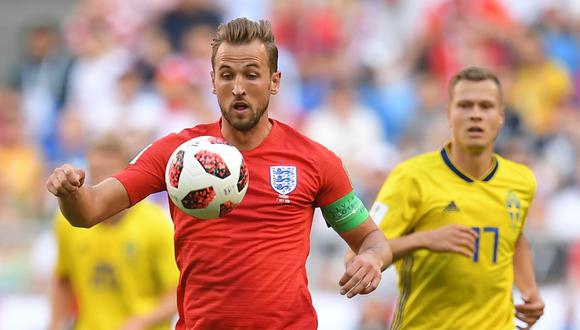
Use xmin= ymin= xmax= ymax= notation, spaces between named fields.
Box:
xmin=448 ymin=66 xmax=503 ymax=104
xmin=211 ymin=18 xmax=278 ymax=73
xmin=88 ymin=134 xmax=132 ymax=164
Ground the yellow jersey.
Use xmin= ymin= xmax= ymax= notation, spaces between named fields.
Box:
xmin=371 ymin=146 xmax=536 ymax=330
xmin=54 ymin=201 xmax=179 ymax=330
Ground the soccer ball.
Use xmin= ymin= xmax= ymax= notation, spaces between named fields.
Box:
xmin=165 ymin=136 xmax=249 ymax=219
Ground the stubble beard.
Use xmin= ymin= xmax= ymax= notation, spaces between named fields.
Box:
xmin=220 ymin=99 xmax=270 ymax=132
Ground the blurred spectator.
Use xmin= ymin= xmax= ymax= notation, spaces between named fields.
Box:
xmin=510 ymin=28 xmax=573 ymax=138
xmin=153 ymin=56 xmax=217 ymax=135
xmin=159 ymin=0 xmax=223 ymax=51
xmin=301 ymin=79 xmax=398 ymax=203
xmin=8 ymin=22 xmax=72 ymax=147
xmin=267 ymin=47 xmax=305 ymax=127
xmin=567 ymin=241 xmax=580 ymax=328
xmin=134 ymin=26 xmax=174 ymax=84
xmin=62 ymin=0 xmax=176 ymax=49
xmin=544 ymin=160 xmax=580 ymax=242
xmin=347 ymin=0 xmax=425 ymax=83
xmin=494 ymin=67 xmax=529 ymax=149
xmin=218 ymin=0 xmax=270 ymax=22
xmin=110 ymin=69 xmax=165 ymax=154
xmin=64 ymin=0 xmax=130 ymax=50
xmin=537 ymin=8 xmax=580 ymax=107
xmin=358 ymin=298 xmax=392 ymax=330
xmin=419 ymin=0 xmax=518 ymax=84
xmin=398 ymin=73 xmax=448 ymax=157
xmin=48 ymin=109 xmax=88 ymax=169
xmin=359 ymin=71 xmax=419 ymax=144
xmin=180 ymin=24 xmax=217 ymax=101
xmin=272 ymin=1 xmax=347 ymax=109
xmin=0 ymin=89 xmax=45 ymax=221
xmin=539 ymin=8 xmax=580 ymax=75
xmin=65 ymin=19 xmax=133 ymax=139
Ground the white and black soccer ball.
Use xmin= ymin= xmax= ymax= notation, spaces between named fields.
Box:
xmin=165 ymin=136 xmax=249 ymax=219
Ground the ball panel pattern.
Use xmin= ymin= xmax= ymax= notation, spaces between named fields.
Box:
xmin=168 ymin=150 xmax=185 ymax=188
xmin=207 ymin=136 xmax=229 ymax=145
xmin=181 ymin=187 xmax=216 ymax=209
xmin=219 ymin=200 xmax=238 ymax=217
xmin=194 ymin=150 xmax=231 ymax=179
xmin=237 ymin=161 xmax=249 ymax=192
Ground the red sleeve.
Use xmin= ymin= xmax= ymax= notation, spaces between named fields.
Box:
xmin=113 ymin=134 xmax=182 ymax=206
xmin=314 ymin=148 xmax=353 ymax=207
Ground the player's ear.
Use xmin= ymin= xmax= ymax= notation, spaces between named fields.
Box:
xmin=446 ymin=104 xmax=452 ymax=127
xmin=210 ymin=70 xmax=216 ymax=94
xmin=499 ymin=104 xmax=506 ymax=127
xmin=270 ymin=71 xmax=281 ymax=95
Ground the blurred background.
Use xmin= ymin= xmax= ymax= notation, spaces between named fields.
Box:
xmin=0 ymin=0 xmax=579 ymax=329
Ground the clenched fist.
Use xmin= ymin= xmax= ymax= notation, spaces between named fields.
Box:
xmin=46 ymin=164 xmax=86 ymax=197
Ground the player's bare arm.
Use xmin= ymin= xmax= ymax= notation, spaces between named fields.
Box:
xmin=389 ymin=224 xmax=478 ymax=261
xmin=338 ymin=218 xmax=392 ymax=298
xmin=119 ymin=289 xmax=177 ymax=330
xmin=49 ymin=276 xmax=74 ymax=330
xmin=46 ymin=164 xmax=130 ymax=227
xmin=513 ymin=234 xmax=544 ymax=329
xmin=345 ymin=224 xmax=477 ymax=265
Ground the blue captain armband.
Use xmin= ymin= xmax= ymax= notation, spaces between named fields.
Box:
xmin=321 ymin=192 xmax=369 ymax=233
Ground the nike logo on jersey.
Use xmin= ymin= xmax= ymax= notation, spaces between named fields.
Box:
xmin=443 ymin=201 xmax=460 ymax=212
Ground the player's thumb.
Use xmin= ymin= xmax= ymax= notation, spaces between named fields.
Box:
xmin=74 ymin=169 xmax=86 ymax=186
xmin=520 ymin=293 xmax=530 ymax=302
xmin=65 ymin=167 xmax=84 ymax=186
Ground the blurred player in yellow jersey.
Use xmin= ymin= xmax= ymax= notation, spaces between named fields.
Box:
xmin=368 ymin=67 xmax=545 ymax=329
xmin=49 ymin=134 xmax=179 ymax=330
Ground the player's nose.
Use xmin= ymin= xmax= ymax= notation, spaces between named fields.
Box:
xmin=232 ymin=77 xmax=246 ymax=96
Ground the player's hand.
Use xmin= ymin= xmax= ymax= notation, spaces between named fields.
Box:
xmin=422 ymin=224 xmax=478 ymax=258
xmin=515 ymin=291 xmax=544 ymax=329
xmin=46 ymin=164 xmax=86 ymax=197
xmin=338 ymin=252 xmax=382 ymax=298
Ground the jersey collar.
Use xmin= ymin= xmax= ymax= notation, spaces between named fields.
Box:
xmin=440 ymin=144 xmax=498 ymax=183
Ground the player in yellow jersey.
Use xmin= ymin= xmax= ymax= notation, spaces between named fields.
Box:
xmin=360 ymin=67 xmax=545 ymax=329
xmin=49 ymin=134 xmax=179 ymax=330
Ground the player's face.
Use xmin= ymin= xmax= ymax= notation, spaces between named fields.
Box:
xmin=212 ymin=40 xmax=280 ymax=132
xmin=87 ymin=151 xmax=127 ymax=184
xmin=447 ymin=80 xmax=505 ymax=152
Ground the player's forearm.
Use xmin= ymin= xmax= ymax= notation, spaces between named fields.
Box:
xmin=513 ymin=234 xmax=539 ymax=295
xmin=49 ymin=277 xmax=74 ymax=330
xmin=59 ymin=178 xmax=130 ymax=228
xmin=58 ymin=186 xmax=100 ymax=228
xmin=388 ymin=231 xmax=429 ymax=262
xmin=132 ymin=290 xmax=177 ymax=327
xmin=357 ymin=229 xmax=393 ymax=271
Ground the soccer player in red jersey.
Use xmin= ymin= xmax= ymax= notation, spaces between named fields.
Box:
xmin=46 ymin=18 xmax=393 ymax=329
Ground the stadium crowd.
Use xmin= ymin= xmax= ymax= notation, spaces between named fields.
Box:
xmin=0 ymin=0 xmax=579 ymax=329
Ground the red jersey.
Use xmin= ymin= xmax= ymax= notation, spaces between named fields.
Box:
xmin=114 ymin=119 xmax=353 ymax=329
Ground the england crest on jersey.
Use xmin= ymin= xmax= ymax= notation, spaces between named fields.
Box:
xmin=270 ymin=166 xmax=297 ymax=195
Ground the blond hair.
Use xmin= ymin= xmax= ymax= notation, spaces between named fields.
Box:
xmin=211 ymin=18 xmax=278 ymax=73
xmin=448 ymin=66 xmax=503 ymax=103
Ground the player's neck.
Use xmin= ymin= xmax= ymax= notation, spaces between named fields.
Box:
xmin=221 ymin=115 xmax=272 ymax=151
xmin=448 ymin=143 xmax=495 ymax=179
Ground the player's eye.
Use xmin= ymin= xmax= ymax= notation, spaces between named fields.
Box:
xmin=221 ymin=72 xmax=233 ymax=80
xmin=480 ymin=102 xmax=494 ymax=110
xmin=457 ymin=102 xmax=471 ymax=109
xmin=246 ymin=72 xmax=259 ymax=80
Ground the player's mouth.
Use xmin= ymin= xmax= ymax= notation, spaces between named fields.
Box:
xmin=232 ymin=101 xmax=250 ymax=113
xmin=467 ymin=126 xmax=484 ymax=136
